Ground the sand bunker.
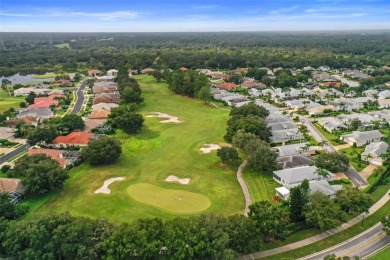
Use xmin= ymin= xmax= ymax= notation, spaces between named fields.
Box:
xmin=200 ymin=143 xmax=221 ymax=153
xmin=165 ymin=175 xmax=190 ymax=185
xmin=146 ymin=112 xmax=181 ymax=123
xmin=95 ymin=177 xmax=125 ymax=194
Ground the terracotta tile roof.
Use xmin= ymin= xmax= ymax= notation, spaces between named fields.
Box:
xmin=53 ymin=132 xmax=94 ymax=146
xmin=210 ymin=73 xmax=230 ymax=79
xmin=215 ymin=83 xmax=237 ymax=90
xmin=88 ymin=69 xmax=102 ymax=74
xmin=180 ymin=67 xmax=189 ymax=71
xmin=0 ymin=178 xmax=22 ymax=193
xmin=28 ymin=94 xmax=63 ymax=108
xmin=28 ymin=148 xmax=68 ymax=168
xmin=89 ymin=109 xmax=111 ymax=119
xmin=141 ymin=68 xmax=155 ymax=73
xmin=5 ymin=116 xmax=37 ymax=126
xmin=324 ymin=82 xmax=341 ymax=88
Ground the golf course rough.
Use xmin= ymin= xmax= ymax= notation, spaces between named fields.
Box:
xmin=127 ymin=183 xmax=211 ymax=213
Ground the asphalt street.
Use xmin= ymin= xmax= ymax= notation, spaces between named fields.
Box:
xmin=71 ymin=80 xmax=87 ymax=114
xmin=0 ymin=143 xmax=30 ymax=165
xmin=298 ymin=223 xmax=390 ymax=260
xmin=300 ymin=117 xmax=368 ymax=187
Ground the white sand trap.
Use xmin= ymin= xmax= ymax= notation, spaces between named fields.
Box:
xmin=165 ymin=175 xmax=190 ymax=185
xmin=95 ymin=177 xmax=125 ymax=194
xmin=146 ymin=112 xmax=181 ymax=123
xmin=200 ymin=143 xmax=221 ymax=154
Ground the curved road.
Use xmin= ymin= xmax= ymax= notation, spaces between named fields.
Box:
xmin=300 ymin=117 xmax=368 ymax=187
xmin=0 ymin=144 xmax=30 ymax=165
xmin=298 ymin=223 xmax=390 ymax=260
xmin=237 ymin=160 xmax=251 ymax=216
xmin=71 ymin=80 xmax=87 ymax=114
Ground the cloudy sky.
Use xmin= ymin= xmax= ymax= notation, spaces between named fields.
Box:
xmin=0 ymin=0 xmax=389 ymax=32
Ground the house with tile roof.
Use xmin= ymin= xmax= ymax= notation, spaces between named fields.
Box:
xmin=273 ymin=166 xmax=334 ymax=189
xmin=141 ymin=68 xmax=155 ymax=74
xmin=28 ymin=94 xmax=63 ymax=109
xmin=317 ymin=117 xmax=348 ymax=133
xmin=0 ymin=178 xmax=24 ymax=203
xmin=88 ymin=109 xmax=111 ymax=119
xmin=214 ymin=82 xmax=237 ymax=91
xmin=361 ymin=141 xmax=389 ymax=165
xmin=340 ymin=130 xmax=384 ymax=147
xmin=93 ymin=93 xmax=121 ymax=105
xmin=28 ymin=148 xmax=81 ymax=169
xmin=53 ymin=132 xmax=96 ymax=147
xmin=16 ymin=108 xmax=54 ymax=119
xmin=91 ymin=103 xmax=119 ymax=111
xmin=88 ymin=69 xmax=102 ymax=77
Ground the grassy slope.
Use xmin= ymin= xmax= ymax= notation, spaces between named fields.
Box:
xmin=243 ymin=168 xmax=279 ymax=202
xmin=0 ymin=90 xmax=25 ymax=113
xmin=30 ymin=75 xmax=244 ymax=223
xmin=370 ymin=246 xmax=390 ymax=259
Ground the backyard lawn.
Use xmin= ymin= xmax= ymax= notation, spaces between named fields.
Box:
xmin=242 ymin=168 xmax=279 ymax=202
xmin=0 ymin=90 xmax=25 ymax=113
xmin=339 ymin=146 xmax=368 ymax=172
xmin=313 ymin=123 xmax=345 ymax=146
xmin=29 ymin=75 xmax=244 ymax=223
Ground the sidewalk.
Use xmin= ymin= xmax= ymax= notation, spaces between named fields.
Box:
xmin=237 ymin=160 xmax=251 ymax=216
xmin=240 ymin=188 xmax=390 ymax=259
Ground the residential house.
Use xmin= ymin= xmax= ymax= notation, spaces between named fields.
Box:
xmin=88 ymin=69 xmax=102 ymax=77
xmin=13 ymin=85 xmax=51 ymax=96
xmin=270 ymin=129 xmax=304 ymax=144
xmin=28 ymin=148 xmax=81 ymax=169
xmin=318 ymin=65 xmax=330 ymax=71
xmin=241 ymin=81 xmax=266 ymax=89
xmin=317 ymin=117 xmax=347 ymax=133
xmin=304 ymin=82 xmax=320 ymax=89
xmin=0 ymin=178 xmax=24 ymax=203
xmin=307 ymin=105 xmax=336 ymax=115
xmin=337 ymin=113 xmax=376 ymax=129
xmin=363 ymin=89 xmax=378 ymax=97
xmin=255 ymin=99 xmax=280 ymax=113
xmin=5 ymin=116 xmax=38 ymax=127
xmin=248 ymin=88 xmax=261 ymax=97
xmin=368 ymin=109 xmax=390 ymax=123
xmin=342 ymin=70 xmax=370 ymax=79
xmin=88 ymin=109 xmax=111 ymax=119
xmin=303 ymin=66 xmax=315 ymax=71
xmin=28 ymin=94 xmax=63 ymax=109
xmin=214 ymin=83 xmax=237 ymax=91
xmin=378 ymin=90 xmax=390 ymax=99
xmin=277 ymin=154 xmax=312 ymax=169
xmin=324 ymin=82 xmax=341 ymax=88
xmin=107 ymin=69 xmax=118 ymax=77
xmin=272 ymin=142 xmax=316 ymax=157
xmin=92 ymin=81 xmax=118 ymax=94
xmin=93 ymin=93 xmax=121 ymax=105
xmin=276 ymin=180 xmax=342 ymax=200
xmin=91 ymin=102 xmax=118 ymax=111
xmin=141 ymin=68 xmax=155 ymax=74
xmin=340 ymin=130 xmax=384 ymax=147
xmin=52 ymin=79 xmax=72 ymax=87
xmin=209 ymin=72 xmax=230 ymax=80
xmin=273 ymin=165 xmax=334 ymax=188
xmin=128 ymin=69 xmax=138 ymax=76
xmin=285 ymin=99 xmax=321 ymax=110
xmin=53 ymin=132 xmax=96 ymax=147
xmin=361 ymin=142 xmax=389 ymax=165
xmin=16 ymin=108 xmax=54 ymax=119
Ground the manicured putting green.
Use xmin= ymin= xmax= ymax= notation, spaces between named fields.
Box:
xmin=127 ymin=183 xmax=211 ymax=213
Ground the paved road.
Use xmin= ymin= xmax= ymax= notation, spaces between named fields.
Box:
xmin=71 ymin=80 xmax=87 ymax=114
xmin=298 ymin=223 xmax=390 ymax=260
xmin=0 ymin=144 xmax=30 ymax=165
xmin=300 ymin=117 xmax=368 ymax=187
xmin=239 ymin=189 xmax=390 ymax=259
xmin=236 ymin=160 xmax=251 ymax=216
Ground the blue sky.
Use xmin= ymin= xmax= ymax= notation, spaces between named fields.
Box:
xmin=0 ymin=0 xmax=389 ymax=32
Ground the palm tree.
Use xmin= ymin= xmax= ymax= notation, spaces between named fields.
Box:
xmin=316 ymin=167 xmax=330 ymax=178
xmin=318 ymin=140 xmax=328 ymax=151
xmin=302 ymin=143 xmax=311 ymax=153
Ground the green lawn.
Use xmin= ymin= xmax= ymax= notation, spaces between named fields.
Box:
xmin=313 ymin=123 xmax=343 ymax=145
xmin=267 ymin=199 xmax=390 ymax=260
xmin=339 ymin=146 xmax=368 ymax=172
xmin=31 ymin=73 xmax=57 ymax=79
xmin=30 ymin=75 xmax=244 ymax=223
xmin=0 ymin=90 xmax=25 ymax=113
xmin=370 ymin=246 xmax=390 ymax=259
xmin=127 ymin=183 xmax=211 ymax=213
xmin=242 ymin=168 xmax=279 ymax=202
